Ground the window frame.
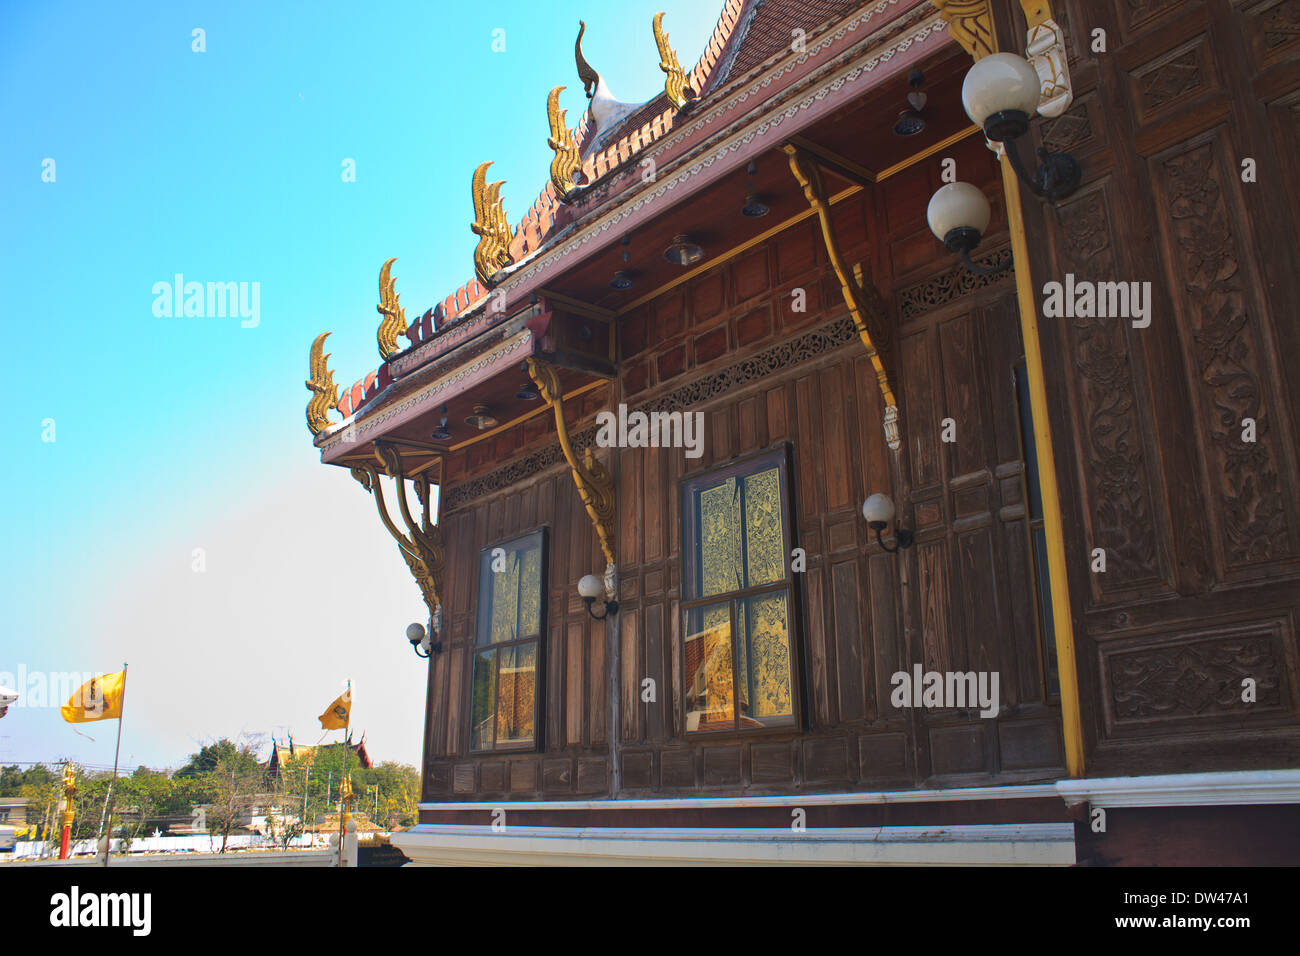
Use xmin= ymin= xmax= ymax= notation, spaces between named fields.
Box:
xmin=1012 ymin=360 xmax=1060 ymax=704
xmin=678 ymin=444 xmax=803 ymax=738
xmin=468 ymin=527 xmax=549 ymax=754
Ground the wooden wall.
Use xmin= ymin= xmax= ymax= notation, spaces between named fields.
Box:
xmin=424 ymin=130 xmax=1071 ymax=800
xmin=1010 ymin=0 xmax=1300 ymax=774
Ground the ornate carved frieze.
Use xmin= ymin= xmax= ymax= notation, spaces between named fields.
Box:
xmin=1258 ymin=0 xmax=1300 ymax=51
xmin=1106 ymin=625 xmax=1288 ymax=727
xmin=1039 ymin=97 xmax=1093 ymax=158
xmin=471 ymin=161 xmax=513 ymax=288
xmin=443 ymin=317 xmax=860 ymax=511
xmin=1157 ymin=138 xmax=1290 ymax=566
xmin=895 ymin=245 xmax=1012 ymax=320
xmin=376 ymin=257 xmax=408 ymax=360
xmin=1055 ymin=188 xmax=1160 ymax=587
xmin=351 ymin=440 xmax=445 ymax=617
xmin=305 ymin=332 xmax=341 ymax=436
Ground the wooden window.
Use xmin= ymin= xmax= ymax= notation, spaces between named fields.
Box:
xmin=681 ymin=448 xmax=798 ymax=734
xmin=470 ymin=530 xmax=546 ymax=752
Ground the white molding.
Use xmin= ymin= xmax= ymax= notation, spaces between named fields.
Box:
xmin=391 ymin=823 xmax=1074 ymax=866
xmin=418 ymin=783 xmax=1060 ymax=812
xmin=1056 ymin=770 xmax=1300 ymax=808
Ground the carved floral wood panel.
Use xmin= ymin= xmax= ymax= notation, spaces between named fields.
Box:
xmin=1153 ymin=134 xmax=1293 ymax=569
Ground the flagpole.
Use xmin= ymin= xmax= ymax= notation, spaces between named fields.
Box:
xmin=337 ymin=679 xmax=350 ymax=867
xmin=102 ymin=662 xmax=127 ymax=868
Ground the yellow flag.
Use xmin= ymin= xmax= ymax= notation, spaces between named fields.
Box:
xmin=61 ymin=671 xmax=125 ymax=723
xmin=318 ymin=689 xmax=350 ymax=729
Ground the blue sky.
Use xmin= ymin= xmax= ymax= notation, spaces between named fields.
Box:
xmin=0 ymin=0 xmax=722 ymax=771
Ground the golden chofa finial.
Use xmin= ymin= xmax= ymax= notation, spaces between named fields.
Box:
xmin=547 ymin=86 xmax=583 ymax=202
xmin=376 ymin=257 xmax=407 ymax=360
xmin=471 ymin=161 xmax=513 ymax=287
xmin=653 ymin=12 xmax=695 ymax=111
xmin=306 ymin=331 xmax=341 ymax=436
xmin=575 ymin=20 xmax=599 ymax=98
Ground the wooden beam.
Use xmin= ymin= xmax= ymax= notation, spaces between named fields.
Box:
xmin=786 ymin=134 xmax=877 ymax=187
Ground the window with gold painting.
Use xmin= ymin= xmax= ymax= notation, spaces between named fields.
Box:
xmin=470 ymin=530 xmax=546 ymax=752
xmin=681 ymin=448 xmax=799 ymax=734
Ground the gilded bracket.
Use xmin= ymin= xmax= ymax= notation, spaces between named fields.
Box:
xmin=933 ymin=0 xmax=1071 ymax=115
xmin=306 ymin=331 xmax=341 ymax=437
xmin=471 ymin=161 xmax=514 ymax=288
xmin=931 ymin=0 xmax=997 ymax=60
xmin=1023 ymin=3 xmax=1072 ymax=118
xmin=376 ymin=257 xmax=408 ymax=360
xmin=525 ymin=357 xmax=617 ymax=572
xmin=783 ymin=144 xmax=900 ymax=452
xmin=653 ymin=12 xmax=695 ymax=111
xmin=547 ymin=86 xmax=583 ymax=202
xmin=351 ymin=441 xmax=445 ymax=617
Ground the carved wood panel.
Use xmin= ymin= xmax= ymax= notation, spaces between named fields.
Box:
xmin=1027 ymin=0 xmax=1300 ymax=774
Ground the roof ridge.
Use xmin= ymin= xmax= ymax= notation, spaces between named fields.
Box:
xmin=337 ymin=2 xmax=752 ymax=421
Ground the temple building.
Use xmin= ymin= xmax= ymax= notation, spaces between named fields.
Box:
xmin=304 ymin=0 xmax=1300 ymax=865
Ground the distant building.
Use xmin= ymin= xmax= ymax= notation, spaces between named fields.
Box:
xmin=0 ymin=797 xmax=27 ymax=828
xmin=266 ymin=736 xmax=373 ymax=778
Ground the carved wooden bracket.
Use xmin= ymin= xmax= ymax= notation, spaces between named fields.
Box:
xmin=526 ymin=357 xmax=617 ymax=570
xmin=783 ymin=143 xmax=901 ymax=452
xmin=351 ymin=441 xmax=445 ymax=618
xmin=931 ymin=0 xmax=997 ymax=60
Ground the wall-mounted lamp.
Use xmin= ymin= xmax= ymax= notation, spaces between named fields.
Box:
xmin=406 ymin=618 xmax=442 ymax=658
xmin=862 ymin=493 xmax=914 ymax=554
xmin=962 ymin=52 xmax=1080 ymax=201
xmin=926 ymin=182 xmax=1008 ymax=278
xmin=578 ymin=573 xmax=619 ymax=620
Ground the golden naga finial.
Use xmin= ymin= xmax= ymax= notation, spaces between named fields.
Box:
xmin=653 ymin=12 xmax=694 ymax=111
xmin=575 ymin=21 xmax=600 ymax=98
xmin=306 ymin=331 xmax=341 ymax=436
xmin=376 ymin=257 xmax=407 ymax=360
xmin=547 ymin=86 xmax=583 ymax=202
xmin=471 ymin=161 xmax=513 ymax=288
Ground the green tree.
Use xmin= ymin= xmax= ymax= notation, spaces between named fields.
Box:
xmin=175 ymin=738 xmax=263 ymax=779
